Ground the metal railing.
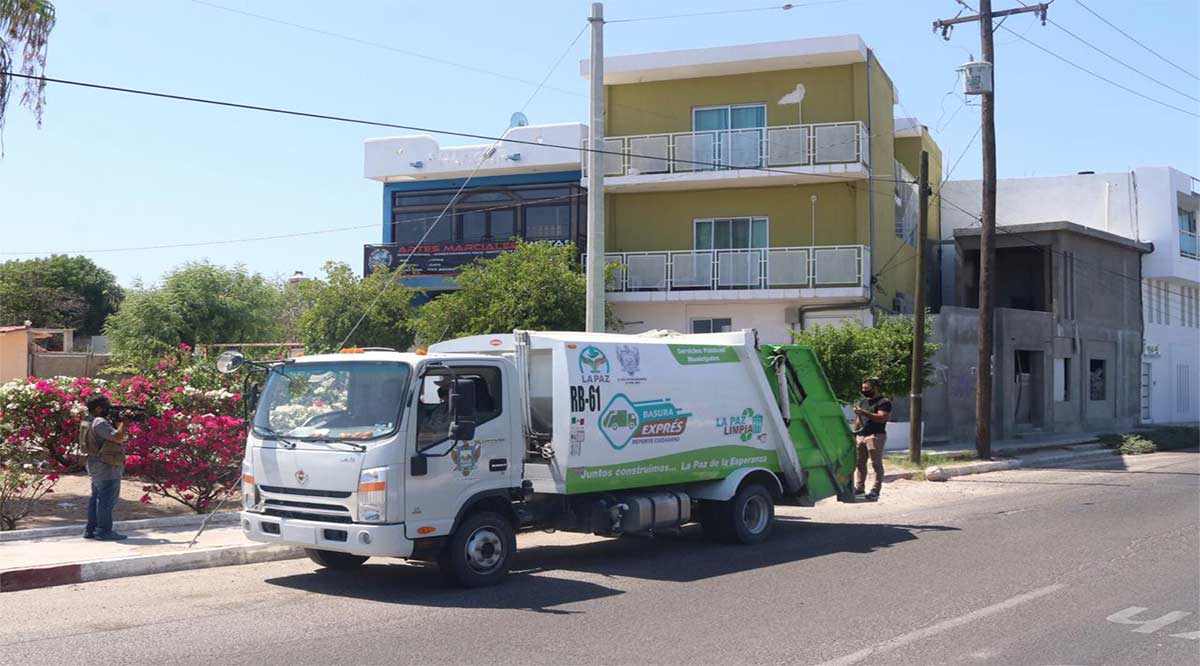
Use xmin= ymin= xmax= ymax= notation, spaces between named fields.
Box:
xmin=1182 ymin=229 xmax=1198 ymax=260
xmin=583 ymin=121 xmax=869 ymax=177
xmin=587 ymin=245 xmax=869 ymax=292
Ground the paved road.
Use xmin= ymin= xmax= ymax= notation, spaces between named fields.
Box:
xmin=1 ymin=451 xmax=1196 ymax=666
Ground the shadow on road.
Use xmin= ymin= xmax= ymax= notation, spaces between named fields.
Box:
xmin=265 ymin=519 xmax=956 ymax=611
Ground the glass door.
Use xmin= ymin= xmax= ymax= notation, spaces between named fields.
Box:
xmin=692 ymin=107 xmax=728 ymax=171
xmin=729 ymin=105 xmax=766 ymax=168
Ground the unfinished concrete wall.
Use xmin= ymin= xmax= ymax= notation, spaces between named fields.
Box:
xmin=31 ymin=353 xmax=113 ymax=379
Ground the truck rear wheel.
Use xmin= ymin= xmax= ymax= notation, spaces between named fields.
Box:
xmin=438 ymin=511 xmax=516 ymax=587
xmin=306 ymin=549 xmax=369 ymax=571
xmin=710 ymin=483 xmax=775 ymax=545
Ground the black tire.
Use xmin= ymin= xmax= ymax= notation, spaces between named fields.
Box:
xmin=438 ymin=511 xmax=516 ymax=587
xmin=306 ymin=548 xmax=369 ymax=571
xmin=715 ymin=483 xmax=775 ymax=545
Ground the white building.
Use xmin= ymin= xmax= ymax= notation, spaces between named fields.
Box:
xmin=941 ymin=167 xmax=1200 ymax=425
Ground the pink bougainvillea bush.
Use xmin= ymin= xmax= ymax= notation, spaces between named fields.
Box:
xmin=0 ymin=345 xmax=248 ymax=521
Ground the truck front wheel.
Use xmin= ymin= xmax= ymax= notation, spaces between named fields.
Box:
xmin=306 ymin=549 xmax=369 ymax=571
xmin=709 ymin=483 xmax=775 ymax=545
xmin=438 ymin=511 xmax=516 ymax=587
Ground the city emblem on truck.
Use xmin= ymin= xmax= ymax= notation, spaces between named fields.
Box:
xmin=614 ymin=345 xmax=646 ymax=384
xmin=599 ymin=393 xmax=691 ymax=450
xmin=451 ymin=440 xmax=482 ymax=477
xmin=578 ymin=345 xmax=611 ymax=384
xmin=294 ymin=470 xmax=309 ymax=486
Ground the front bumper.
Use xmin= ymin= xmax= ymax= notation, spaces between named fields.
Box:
xmin=241 ymin=511 xmax=413 ymax=558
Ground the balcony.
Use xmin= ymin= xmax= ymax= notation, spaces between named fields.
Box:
xmin=583 ymin=122 xmax=870 ymax=192
xmin=1181 ymin=229 xmax=1198 ymax=260
xmin=587 ymin=245 xmax=870 ymax=302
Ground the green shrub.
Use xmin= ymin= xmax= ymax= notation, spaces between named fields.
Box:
xmin=1118 ymin=434 xmax=1156 ymax=455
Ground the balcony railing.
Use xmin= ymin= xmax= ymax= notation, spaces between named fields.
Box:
xmin=1181 ymin=230 xmax=1198 ymax=260
xmin=583 ymin=122 xmax=869 ymax=178
xmin=586 ymin=245 xmax=868 ymax=292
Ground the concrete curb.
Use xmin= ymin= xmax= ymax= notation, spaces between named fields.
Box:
xmin=925 ymin=447 xmax=1117 ymax=481
xmin=0 ymin=542 xmax=305 ymax=593
xmin=0 ymin=511 xmax=240 ymax=543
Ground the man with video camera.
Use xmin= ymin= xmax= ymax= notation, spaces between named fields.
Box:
xmin=79 ymin=395 xmax=131 ymax=540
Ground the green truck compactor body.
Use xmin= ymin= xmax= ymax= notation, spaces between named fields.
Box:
xmin=758 ymin=344 xmax=858 ymax=503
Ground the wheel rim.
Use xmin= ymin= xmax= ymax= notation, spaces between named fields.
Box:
xmin=741 ymin=494 xmax=770 ymax=535
xmin=464 ymin=526 xmax=505 ymax=573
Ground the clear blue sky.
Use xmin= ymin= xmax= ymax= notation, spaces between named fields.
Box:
xmin=1 ymin=0 xmax=1196 ymax=287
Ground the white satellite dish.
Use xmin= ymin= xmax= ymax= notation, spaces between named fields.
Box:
xmin=509 ymin=111 xmax=529 ymax=128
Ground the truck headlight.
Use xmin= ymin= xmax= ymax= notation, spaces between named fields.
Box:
xmin=357 ymin=467 xmax=387 ymax=523
xmin=241 ymin=462 xmax=259 ymax=510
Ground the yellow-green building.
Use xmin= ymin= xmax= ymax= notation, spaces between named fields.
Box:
xmin=582 ymin=35 xmax=942 ymax=343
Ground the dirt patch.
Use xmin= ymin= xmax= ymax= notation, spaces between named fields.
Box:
xmin=20 ymin=474 xmax=194 ymax=530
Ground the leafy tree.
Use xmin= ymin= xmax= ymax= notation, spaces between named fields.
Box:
xmin=791 ymin=313 xmax=937 ymax=404
xmin=104 ymin=262 xmax=281 ymax=359
xmin=0 ymin=255 xmax=123 ymax=334
xmin=414 ymin=241 xmax=617 ymax=344
xmin=297 ymin=261 xmax=417 ymax=353
xmin=1 ymin=0 xmax=56 ymax=141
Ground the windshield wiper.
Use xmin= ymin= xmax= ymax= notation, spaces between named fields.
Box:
xmin=256 ymin=426 xmax=298 ymax=449
xmin=306 ymin=436 xmax=367 ymax=452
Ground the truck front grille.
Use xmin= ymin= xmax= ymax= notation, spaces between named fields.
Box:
xmin=264 ymin=499 xmax=351 ymax=512
xmin=263 ymin=508 xmax=353 ymax=524
xmin=259 ymin=485 xmax=351 ymax=499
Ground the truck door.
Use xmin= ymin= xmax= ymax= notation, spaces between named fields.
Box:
xmin=405 ymin=362 xmax=515 ymax=540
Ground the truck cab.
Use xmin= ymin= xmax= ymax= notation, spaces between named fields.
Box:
xmin=238 ymin=349 xmax=525 ymax=585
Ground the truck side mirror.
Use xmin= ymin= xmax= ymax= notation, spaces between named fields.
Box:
xmin=448 ymin=378 xmax=476 ymax=421
xmin=448 ymin=378 xmax=477 ymax=441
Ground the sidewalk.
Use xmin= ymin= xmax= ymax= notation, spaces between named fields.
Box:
xmin=882 ymin=427 xmax=1100 ymax=458
xmin=0 ymin=522 xmax=302 ymax=593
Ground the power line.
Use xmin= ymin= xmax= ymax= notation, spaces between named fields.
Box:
xmin=947 ymin=0 xmax=1200 ymax=118
xmin=0 ymin=71 xmax=917 ymax=186
xmin=874 ymin=122 xmax=981 ymax=279
xmin=607 ymin=1 xmax=844 ymax=23
xmin=335 ymin=23 xmax=588 ymax=349
xmin=186 ymin=0 xmax=673 ymax=124
xmin=1015 ymin=0 xmax=1199 ymax=102
xmin=1002 ymin=27 xmax=1199 ymax=117
xmin=1072 ymin=0 xmax=1200 ymax=82
xmin=187 ymin=0 xmax=578 ymax=103
xmin=937 ymin=192 xmax=1196 ymax=314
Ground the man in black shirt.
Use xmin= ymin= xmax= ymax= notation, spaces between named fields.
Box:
xmin=852 ymin=377 xmax=892 ymax=501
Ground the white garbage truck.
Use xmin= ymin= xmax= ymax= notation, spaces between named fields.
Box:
xmin=221 ymin=330 xmax=857 ymax=587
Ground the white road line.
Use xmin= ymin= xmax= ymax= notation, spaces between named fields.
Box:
xmin=815 ymin=584 xmax=1067 ymax=666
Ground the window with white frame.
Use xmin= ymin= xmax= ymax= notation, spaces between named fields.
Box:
xmin=1181 ymin=208 xmax=1198 ymax=260
xmin=692 ymin=104 xmax=767 ymax=169
xmin=693 ymin=217 xmax=768 ymax=250
xmin=690 ymin=317 xmax=733 ymax=334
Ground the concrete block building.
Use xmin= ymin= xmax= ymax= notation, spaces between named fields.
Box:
xmin=942 ymin=167 xmax=1199 ymax=427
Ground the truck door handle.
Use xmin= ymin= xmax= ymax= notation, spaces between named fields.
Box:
xmin=489 ymin=458 xmax=508 ymax=472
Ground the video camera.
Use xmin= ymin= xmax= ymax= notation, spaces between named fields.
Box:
xmin=108 ymin=405 xmax=147 ymax=425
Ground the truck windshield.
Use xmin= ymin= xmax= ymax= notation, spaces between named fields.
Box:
xmin=252 ymin=361 xmax=411 ymax=441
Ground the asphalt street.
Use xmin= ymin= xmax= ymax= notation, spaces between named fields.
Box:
xmin=1 ymin=450 xmax=1196 ymax=666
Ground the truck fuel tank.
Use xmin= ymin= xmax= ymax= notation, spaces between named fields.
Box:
xmin=617 ymin=491 xmax=691 ymax=534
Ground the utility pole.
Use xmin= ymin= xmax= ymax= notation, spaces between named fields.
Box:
xmin=934 ymin=1 xmax=1047 ymax=460
xmin=585 ymin=2 xmax=606 ymax=333
xmin=909 ymin=150 xmax=930 ymax=465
